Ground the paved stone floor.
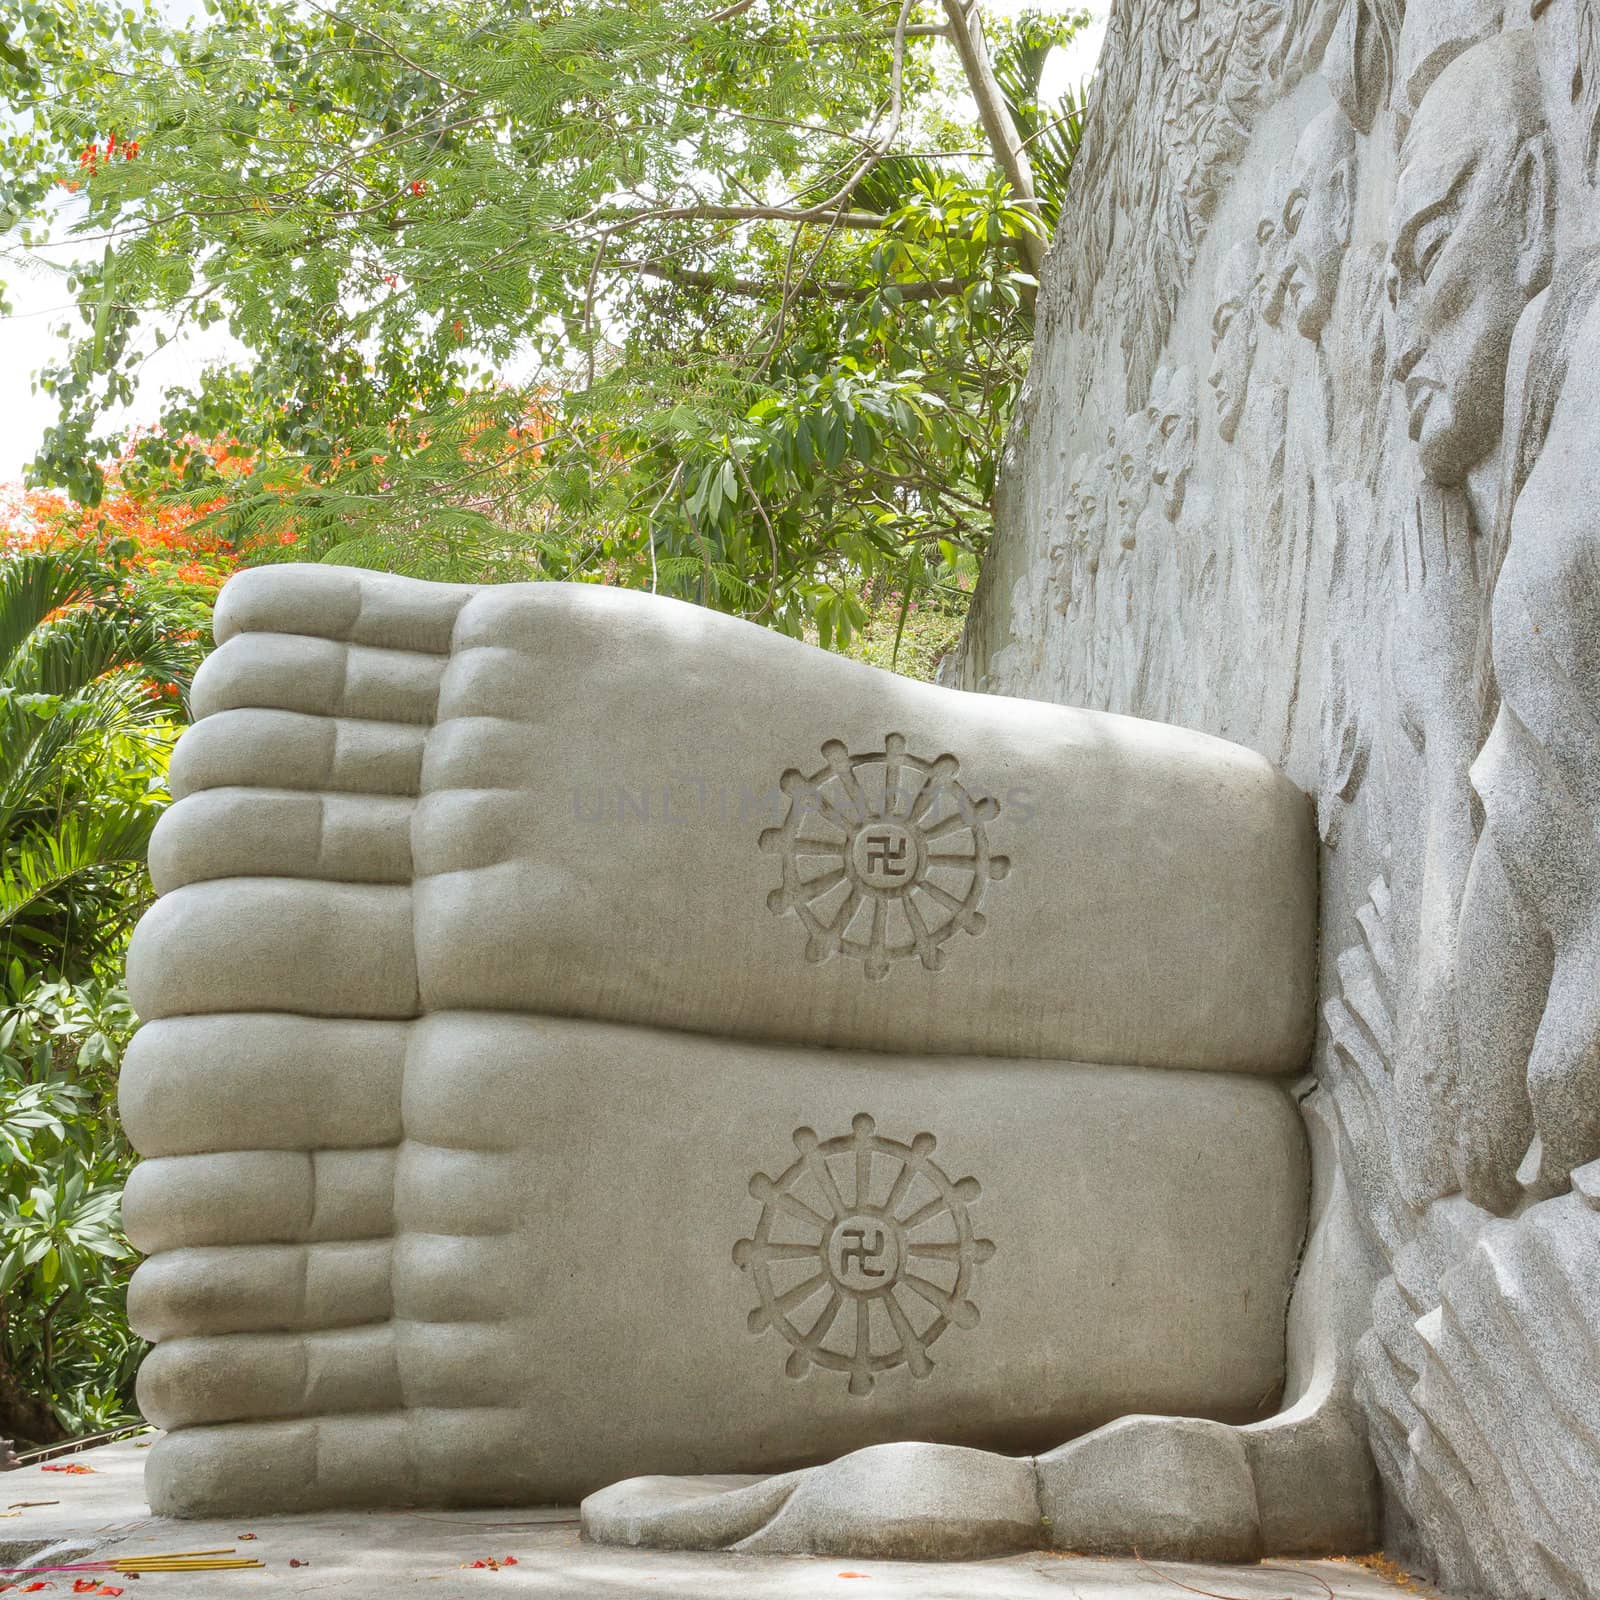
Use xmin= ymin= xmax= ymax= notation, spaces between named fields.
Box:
xmin=2 ymin=1439 xmax=1447 ymax=1599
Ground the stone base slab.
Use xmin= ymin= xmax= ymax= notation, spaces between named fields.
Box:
xmin=0 ymin=1437 xmax=1447 ymax=1600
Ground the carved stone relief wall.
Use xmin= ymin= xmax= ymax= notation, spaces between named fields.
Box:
xmin=952 ymin=2 xmax=1600 ymax=1596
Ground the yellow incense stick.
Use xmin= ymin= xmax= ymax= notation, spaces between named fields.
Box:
xmin=112 ymin=1564 xmax=266 ymax=1574
xmin=113 ymin=1560 xmax=265 ymax=1566
xmin=112 ymin=1557 xmax=263 ymax=1563
xmin=111 ymin=1558 xmax=266 ymax=1571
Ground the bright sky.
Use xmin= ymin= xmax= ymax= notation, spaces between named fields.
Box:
xmin=1029 ymin=4 xmax=1108 ymax=99
xmin=0 ymin=4 xmax=1106 ymax=485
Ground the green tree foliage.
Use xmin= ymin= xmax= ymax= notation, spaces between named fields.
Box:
xmin=0 ymin=548 xmax=200 ymax=970
xmin=0 ymin=970 xmax=142 ymax=1446
xmin=6 ymin=0 xmax=1087 ymax=649
xmin=0 ymin=0 xmax=1091 ymax=1447
xmin=0 ymin=548 xmax=197 ymax=1447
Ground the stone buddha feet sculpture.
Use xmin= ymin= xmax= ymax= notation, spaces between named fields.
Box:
xmin=120 ymin=566 xmax=1374 ymax=1558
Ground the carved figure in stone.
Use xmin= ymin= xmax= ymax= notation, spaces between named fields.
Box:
xmin=1067 ymin=0 xmax=1295 ymax=417
xmin=1116 ymin=0 xmax=1195 ymax=405
xmin=1274 ymin=104 xmax=1376 ymax=835
xmin=1236 ymin=346 xmax=1292 ymax=735
xmin=1337 ymin=17 xmax=1600 ymax=1586
xmin=1254 ymin=164 xmax=1300 ymax=330
xmin=1149 ymin=364 xmax=1198 ymax=523
xmin=1076 ymin=427 xmax=1117 ymax=703
xmin=1324 ymin=0 xmax=1406 ymax=132
xmin=1393 ymin=0 xmax=1505 ymax=143
xmin=1046 ymin=538 xmax=1073 ymax=619
xmin=1274 ymin=0 xmax=1345 ymax=84
xmin=1316 ymin=524 xmax=1369 ymax=846
xmin=1046 ymin=458 xmax=1087 ymax=620
xmin=1161 ymin=363 xmax=1222 ymax=721
xmin=1531 ymin=0 xmax=1600 ymax=209
xmin=951 ymin=0 xmax=1600 ymax=1592
xmin=1455 ymin=22 xmax=1600 ymax=1200
xmin=1285 ymin=108 xmax=1359 ymax=343
xmin=985 ymin=568 xmax=1047 ymax=697
xmin=1159 ymin=0 xmax=1205 ymax=213
xmin=1131 ymin=458 xmax=1177 ymax=714
xmin=1210 ymin=229 xmax=1290 ymax=739
xmin=1209 ymin=240 xmax=1260 ymax=443
xmin=1106 ymin=410 xmax=1154 ymax=709
xmin=1324 ymin=242 xmax=1391 ymax=477
xmin=1131 ymin=367 xmax=1200 ymax=718
xmin=1076 ymin=456 xmax=1109 ymax=698
xmin=1190 ymin=2 xmax=1285 ymax=225
xmin=1385 ymin=31 xmax=1557 ymax=1208
xmin=1168 ymin=2 xmax=1229 ymax=227
xmin=1386 ymin=33 xmax=1555 ymax=491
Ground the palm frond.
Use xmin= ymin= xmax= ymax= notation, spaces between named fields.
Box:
xmin=0 ymin=808 xmax=158 ymax=939
xmin=0 ymin=551 xmax=103 ymax=683
xmin=0 ymin=548 xmax=194 ymax=961
xmin=990 ymin=13 xmax=1088 ymax=229
xmin=852 ymin=155 xmax=947 ymax=216
xmin=7 ymin=604 xmax=196 ymax=702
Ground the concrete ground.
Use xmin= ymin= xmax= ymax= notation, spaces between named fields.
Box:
xmin=3 ymin=1438 xmax=1445 ymax=1599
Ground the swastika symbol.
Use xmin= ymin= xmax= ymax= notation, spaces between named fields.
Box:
xmin=734 ymin=1116 xmax=996 ymax=1395
xmin=864 ymin=832 xmax=908 ymax=876
xmin=759 ymin=737 xmax=1011 ymax=979
xmin=839 ymin=1226 xmax=888 ymax=1278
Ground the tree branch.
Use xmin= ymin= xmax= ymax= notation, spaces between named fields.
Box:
xmin=939 ymin=0 xmax=1046 ymax=279
xmin=732 ymin=453 xmax=781 ymax=618
xmin=300 ymin=0 xmax=471 ymax=96
xmin=594 ymin=202 xmax=890 ymax=236
xmin=808 ymin=24 xmax=950 ymax=42
xmin=701 ymin=0 xmax=759 ymax=23
xmin=614 ymin=258 xmax=969 ymax=301
xmin=602 ymin=0 xmax=916 ymax=244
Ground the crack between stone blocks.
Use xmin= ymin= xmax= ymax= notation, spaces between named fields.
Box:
xmin=1280 ymin=1071 xmax=1321 ymax=1390
xmin=1027 ymin=1452 xmax=1050 ymax=1551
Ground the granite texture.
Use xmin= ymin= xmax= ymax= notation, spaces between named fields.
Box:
xmin=948 ymin=2 xmax=1600 ymax=1595
xmin=121 ymin=563 xmax=1370 ymax=1554
xmin=123 ymin=1017 xmax=1308 ymax=1511
xmin=0 ymin=1436 xmax=1449 ymax=1600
